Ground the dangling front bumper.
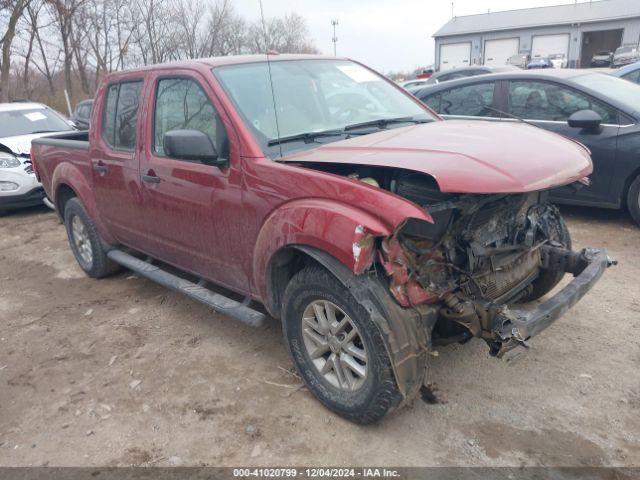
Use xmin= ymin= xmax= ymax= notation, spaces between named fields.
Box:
xmin=490 ymin=247 xmax=615 ymax=358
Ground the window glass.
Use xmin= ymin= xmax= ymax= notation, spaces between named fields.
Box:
xmin=79 ymin=104 xmax=91 ymax=118
xmin=439 ymin=82 xmax=495 ymax=116
xmin=102 ymin=81 xmax=142 ymax=150
xmin=572 ymin=73 xmax=640 ymax=119
xmin=154 ymin=78 xmax=226 ymax=157
xmin=214 ymin=59 xmax=433 ymax=157
xmin=115 ymin=82 xmax=142 ymax=150
xmin=102 ymin=84 xmax=118 ymax=146
xmin=508 ymin=80 xmax=617 ymax=124
xmin=622 ymin=70 xmax=640 ymax=85
xmin=423 ymin=93 xmax=441 ymax=113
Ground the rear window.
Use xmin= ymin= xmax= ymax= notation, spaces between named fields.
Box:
xmin=102 ymin=81 xmax=143 ymax=151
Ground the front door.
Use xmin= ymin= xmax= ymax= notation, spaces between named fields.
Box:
xmin=137 ymin=71 xmax=249 ymax=294
xmin=506 ymin=79 xmax=620 ymax=206
xmin=92 ymin=80 xmax=147 ymax=245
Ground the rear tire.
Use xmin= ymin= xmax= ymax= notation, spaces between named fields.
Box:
xmin=520 ymin=204 xmax=572 ymax=302
xmin=64 ymin=198 xmax=120 ymax=278
xmin=627 ymin=175 xmax=640 ymax=227
xmin=281 ymin=265 xmax=402 ymax=424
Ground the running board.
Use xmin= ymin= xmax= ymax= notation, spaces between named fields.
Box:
xmin=107 ymin=249 xmax=266 ymax=328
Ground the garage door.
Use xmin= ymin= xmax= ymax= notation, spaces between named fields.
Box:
xmin=439 ymin=43 xmax=471 ymax=71
xmin=532 ymin=34 xmax=570 ymax=59
xmin=484 ymin=38 xmax=519 ymax=66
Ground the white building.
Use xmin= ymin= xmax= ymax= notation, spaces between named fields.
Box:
xmin=434 ymin=0 xmax=640 ymax=70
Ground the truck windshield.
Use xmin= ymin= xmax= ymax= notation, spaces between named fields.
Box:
xmin=214 ymin=59 xmax=435 ymax=157
xmin=0 ymin=108 xmax=72 ymax=138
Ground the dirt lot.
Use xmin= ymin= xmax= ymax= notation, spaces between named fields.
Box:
xmin=1 ymin=205 xmax=639 ymax=467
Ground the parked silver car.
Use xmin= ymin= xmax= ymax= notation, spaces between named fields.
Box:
xmin=507 ymin=54 xmax=530 ymax=68
xmin=613 ymin=45 xmax=640 ymax=68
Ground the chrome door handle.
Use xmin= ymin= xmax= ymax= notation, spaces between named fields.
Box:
xmin=142 ymin=174 xmax=160 ymax=183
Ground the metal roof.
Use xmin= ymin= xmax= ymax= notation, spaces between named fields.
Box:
xmin=434 ymin=0 xmax=640 ymax=38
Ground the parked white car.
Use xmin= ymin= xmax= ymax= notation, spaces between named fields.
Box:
xmin=0 ymin=102 xmax=74 ymax=214
xmin=549 ymin=53 xmax=568 ymax=69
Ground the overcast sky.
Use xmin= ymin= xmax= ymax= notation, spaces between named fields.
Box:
xmin=235 ymin=0 xmax=594 ymax=72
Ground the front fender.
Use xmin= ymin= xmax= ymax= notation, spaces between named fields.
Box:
xmin=252 ymin=198 xmax=394 ymax=301
xmin=51 ymin=162 xmax=116 ymax=245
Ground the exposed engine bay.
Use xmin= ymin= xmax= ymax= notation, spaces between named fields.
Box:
xmin=385 ymin=170 xmax=561 ymax=305
xmin=302 ymin=163 xmax=593 ymax=354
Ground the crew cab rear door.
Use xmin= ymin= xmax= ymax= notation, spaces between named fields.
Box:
xmin=137 ymin=70 xmax=249 ymax=294
xmin=92 ymin=78 xmax=147 ymax=246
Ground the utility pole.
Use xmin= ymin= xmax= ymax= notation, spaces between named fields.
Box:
xmin=331 ymin=19 xmax=339 ymax=56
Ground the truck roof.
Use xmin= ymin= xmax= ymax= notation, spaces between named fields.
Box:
xmin=104 ymin=54 xmax=342 ymax=79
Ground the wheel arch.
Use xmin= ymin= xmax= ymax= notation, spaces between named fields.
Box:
xmin=55 ymin=183 xmax=78 ymax=221
xmin=252 ymin=198 xmax=395 ymax=305
xmin=51 ymin=162 xmax=116 ymax=245
xmin=265 ymin=246 xmax=323 ymax=318
xmin=622 ymin=165 xmax=640 ymax=209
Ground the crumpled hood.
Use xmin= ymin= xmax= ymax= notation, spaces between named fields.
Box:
xmin=281 ymin=120 xmax=592 ymax=194
xmin=0 ymin=132 xmax=61 ymax=156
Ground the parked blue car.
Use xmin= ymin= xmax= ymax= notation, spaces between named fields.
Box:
xmin=611 ymin=61 xmax=640 ymax=84
xmin=527 ymin=57 xmax=553 ymax=69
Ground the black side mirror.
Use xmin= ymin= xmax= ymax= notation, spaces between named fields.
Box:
xmin=568 ymin=109 xmax=602 ymax=131
xmin=163 ymin=129 xmax=225 ymax=166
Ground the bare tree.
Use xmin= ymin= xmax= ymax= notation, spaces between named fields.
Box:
xmin=173 ymin=0 xmax=207 ymax=59
xmin=277 ymin=13 xmax=317 ymax=54
xmin=47 ymin=0 xmax=85 ymax=105
xmin=28 ymin=0 xmax=60 ymax=96
xmin=2 ymin=0 xmax=319 ymax=104
xmin=1 ymin=0 xmax=29 ymax=101
xmin=247 ymin=12 xmax=318 ymax=55
xmin=130 ymin=0 xmax=178 ymax=65
xmin=70 ymin=2 xmax=91 ymax=95
xmin=204 ymin=0 xmax=245 ymax=56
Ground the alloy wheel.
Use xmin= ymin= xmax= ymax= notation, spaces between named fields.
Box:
xmin=301 ymin=300 xmax=368 ymax=391
xmin=71 ymin=215 xmax=93 ymax=265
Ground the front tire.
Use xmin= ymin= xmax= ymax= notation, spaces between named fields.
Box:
xmin=64 ymin=198 xmax=120 ymax=278
xmin=281 ymin=265 xmax=401 ymax=424
xmin=627 ymin=175 xmax=640 ymax=226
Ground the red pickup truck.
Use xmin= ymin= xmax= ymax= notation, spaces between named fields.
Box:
xmin=32 ymin=54 xmax=613 ymax=423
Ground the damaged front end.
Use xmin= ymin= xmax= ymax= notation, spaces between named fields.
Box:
xmin=373 ymin=172 xmax=615 ymax=358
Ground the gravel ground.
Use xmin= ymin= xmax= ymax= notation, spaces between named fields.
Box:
xmin=0 ymin=204 xmax=639 ymax=467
